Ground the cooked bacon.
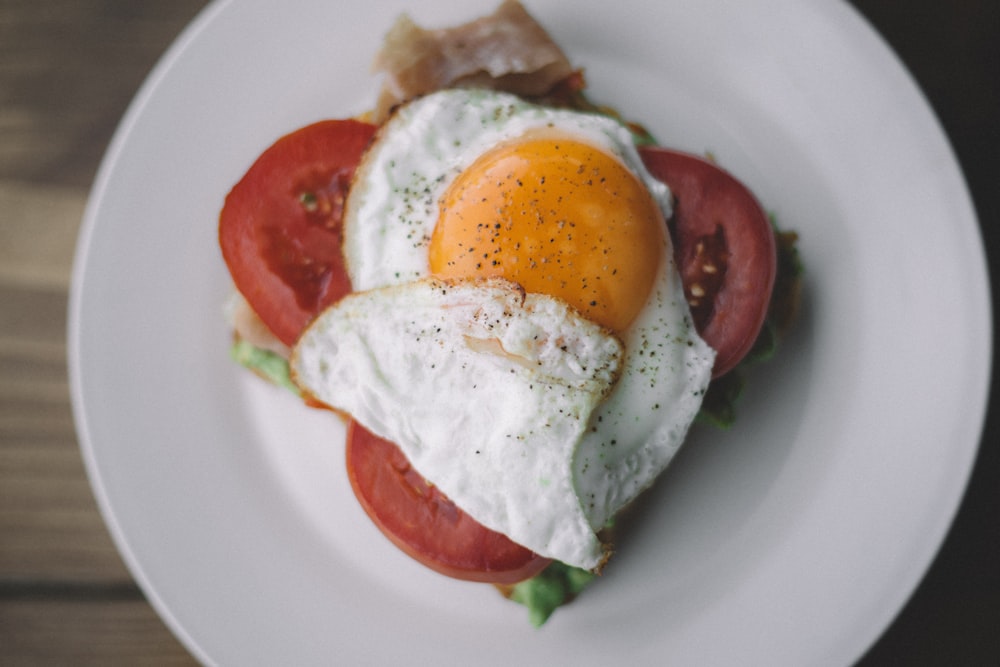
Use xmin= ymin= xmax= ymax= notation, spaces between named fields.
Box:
xmin=372 ymin=0 xmax=575 ymax=121
xmin=225 ymin=292 xmax=290 ymax=359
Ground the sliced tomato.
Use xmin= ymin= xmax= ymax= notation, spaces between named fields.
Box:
xmin=640 ymin=147 xmax=776 ymax=377
xmin=219 ymin=120 xmax=376 ymax=346
xmin=345 ymin=420 xmax=552 ymax=584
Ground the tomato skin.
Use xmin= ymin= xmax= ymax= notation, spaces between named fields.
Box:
xmin=219 ymin=120 xmax=376 ymax=346
xmin=221 ymin=122 xmax=775 ymax=581
xmin=639 ymin=147 xmax=776 ymax=377
xmin=345 ymin=421 xmax=552 ymax=584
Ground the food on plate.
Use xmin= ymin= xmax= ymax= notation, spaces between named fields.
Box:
xmin=371 ymin=0 xmax=574 ymax=122
xmin=219 ymin=0 xmax=801 ymax=625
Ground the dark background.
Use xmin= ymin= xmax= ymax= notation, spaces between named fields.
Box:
xmin=848 ymin=0 xmax=999 ymax=664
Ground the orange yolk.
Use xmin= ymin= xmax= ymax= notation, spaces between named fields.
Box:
xmin=428 ymin=137 xmax=664 ymax=332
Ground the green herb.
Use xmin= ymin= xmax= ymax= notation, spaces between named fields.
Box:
xmin=299 ymin=191 xmax=318 ymax=212
xmin=230 ymin=339 xmax=299 ymax=395
xmin=696 ymin=216 xmax=802 ymax=428
xmin=696 ymin=370 xmax=745 ymax=429
xmin=508 ymin=562 xmax=596 ymax=627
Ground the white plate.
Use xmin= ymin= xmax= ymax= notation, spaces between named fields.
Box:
xmin=69 ymin=0 xmax=991 ymax=665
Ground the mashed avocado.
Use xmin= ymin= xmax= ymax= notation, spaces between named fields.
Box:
xmin=507 ymin=562 xmax=596 ymax=627
xmin=230 ymin=338 xmax=299 ymax=395
xmin=224 ymin=223 xmax=802 ymax=626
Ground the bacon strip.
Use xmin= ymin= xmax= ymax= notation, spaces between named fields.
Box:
xmin=226 ymin=293 xmax=290 ymax=359
xmin=372 ymin=0 xmax=575 ymax=121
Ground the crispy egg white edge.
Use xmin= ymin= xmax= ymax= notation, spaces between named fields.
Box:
xmin=290 ymin=277 xmax=625 ymax=569
xmin=335 ymin=88 xmax=715 ymax=564
xmin=575 ymin=246 xmax=715 ymax=531
xmin=343 ymin=88 xmax=674 ymax=292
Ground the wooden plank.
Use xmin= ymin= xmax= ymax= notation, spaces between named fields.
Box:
xmin=0 ymin=0 xmax=995 ymax=664
xmin=0 ymin=184 xmax=86 ymax=290
xmin=0 ymin=598 xmax=197 ymax=665
xmin=0 ymin=0 xmax=212 ymax=189
xmin=0 ymin=440 xmax=130 ymax=582
xmin=0 ymin=2 xmax=209 ymax=660
xmin=0 ymin=284 xmax=67 ymax=347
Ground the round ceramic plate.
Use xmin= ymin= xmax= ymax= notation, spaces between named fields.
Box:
xmin=69 ymin=0 xmax=991 ymax=664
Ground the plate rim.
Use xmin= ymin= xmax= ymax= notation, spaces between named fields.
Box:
xmin=68 ymin=1 xmax=993 ymax=664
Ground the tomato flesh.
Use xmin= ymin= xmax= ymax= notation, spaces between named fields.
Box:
xmin=640 ymin=147 xmax=776 ymax=377
xmin=221 ymin=121 xmax=778 ymax=581
xmin=345 ymin=420 xmax=552 ymax=584
xmin=219 ymin=120 xmax=376 ymax=345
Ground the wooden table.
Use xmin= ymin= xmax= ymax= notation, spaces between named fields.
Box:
xmin=2 ymin=1 xmax=996 ymax=663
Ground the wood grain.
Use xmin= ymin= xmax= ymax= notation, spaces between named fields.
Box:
xmin=1 ymin=599 xmax=196 ymax=665
xmin=0 ymin=1 xmax=995 ymax=665
xmin=1 ymin=1 xmax=207 ymax=663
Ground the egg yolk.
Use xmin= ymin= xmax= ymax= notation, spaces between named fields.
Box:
xmin=429 ymin=137 xmax=664 ymax=332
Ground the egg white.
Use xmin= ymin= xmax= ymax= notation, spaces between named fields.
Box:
xmin=344 ymin=88 xmax=674 ymax=292
xmin=304 ymin=89 xmax=716 ymax=569
xmin=574 ymin=243 xmax=714 ymax=532
xmin=292 ymin=277 xmax=623 ymax=568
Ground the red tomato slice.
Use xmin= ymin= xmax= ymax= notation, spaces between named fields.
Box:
xmin=639 ymin=147 xmax=776 ymax=377
xmin=219 ymin=120 xmax=376 ymax=346
xmin=345 ymin=420 xmax=552 ymax=584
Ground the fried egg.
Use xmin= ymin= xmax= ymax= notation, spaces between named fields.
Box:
xmin=293 ymin=277 xmax=623 ymax=567
xmin=293 ymin=89 xmax=715 ymax=570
